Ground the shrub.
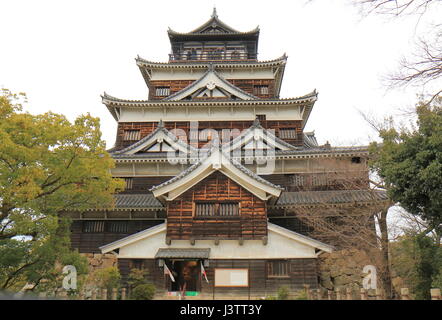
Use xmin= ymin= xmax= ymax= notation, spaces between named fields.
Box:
xmin=277 ymin=286 xmax=290 ymax=300
xmin=131 ymin=283 xmax=155 ymax=300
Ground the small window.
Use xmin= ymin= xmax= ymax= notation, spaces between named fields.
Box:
xmin=123 ymin=130 xmax=141 ymax=141
xmin=312 ymin=174 xmax=327 ymax=186
xmin=291 ymin=175 xmax=305 ymax=187
xmin=279 ymin=128 xmax=297 ymax=139
xmin=155 ymin=87 xmax=170 ymax=96
xmin=130 ymin=259 xmax=144 ymax=270
xmin=83 ymin=221 xmax=105 ymax=233
xmin=106 ymin=221 xmax=129 ymax=233
xmin=256 ymin=114 xmax=266 ymax=122
xmin=254 ymin=85 xmax=269 ymax=95
xmin=351 ymin=157 xmax=361 ymax=164
xmin=267 ymin=260 xmax=290 ymax=278
xmin=124 ymin=178 xmax=133 ymax=190
xmin=195 ymin=202 xmax=239 ymax=217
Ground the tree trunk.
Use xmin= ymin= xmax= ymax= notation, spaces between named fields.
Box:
xmin=378 ymin=208 xmax=394 ymax=299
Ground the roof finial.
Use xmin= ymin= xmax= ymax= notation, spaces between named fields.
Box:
xmin=212 ymin=6 xmax=218 ymax=18
xmin=158 ymin=119 xmax=164 ymax=128
xmin=253 ymin=116 xmax=260 ymax=126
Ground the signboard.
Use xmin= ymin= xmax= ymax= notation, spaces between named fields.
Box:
xmin=214 ymin=268 xmax=249 ymax=287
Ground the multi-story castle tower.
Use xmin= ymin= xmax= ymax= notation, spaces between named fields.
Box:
xmin=68 ymin=10 xmax=388 ymax=299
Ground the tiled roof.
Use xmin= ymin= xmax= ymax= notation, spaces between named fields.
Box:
xmin=114 ymin=194 xmax=163 ymax=209
xmin=164 ymin=65 xmax=258 ymax=101
xmin=155 ymin=248 xmax=211 ymax=259
xmin=101 ymin=91 xmax=317 ymax=107
xmin=150 ymin=148 xmax=214 ymax=191
xmin=135 ymin=54 xmax=287 ymax=69
xmin=111 ymin=121 xmax=198 ymax=155
xmin=168 ymin=8 xmax=258 ymax=37
xmin=275 ymin=190 xmax=388 ymax=207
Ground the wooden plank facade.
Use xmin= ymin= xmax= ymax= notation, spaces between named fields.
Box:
xmin=167 ymin=171 xmax=267 ymax=240
xmin=117 ymin=258 xmax=318 ymax=299
xmin=115 ymin=120 xmax=303 ymax=149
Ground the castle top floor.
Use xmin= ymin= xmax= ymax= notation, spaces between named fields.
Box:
xmin=167 ymin=8 xmax=259 ymax=62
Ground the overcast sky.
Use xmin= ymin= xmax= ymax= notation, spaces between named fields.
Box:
xmin=1 ymin=0 xmax=441 ymax=148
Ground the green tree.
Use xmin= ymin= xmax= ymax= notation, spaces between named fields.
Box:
xmin=391 ymin=233 xmax=442 ymax=299
xmin=369 ymin=99 xmax=442 ymax=243
xmin=127 ymin=268 xmax=156 ymax=300
xmin=0 ymin=89 xmax=124 ymax=291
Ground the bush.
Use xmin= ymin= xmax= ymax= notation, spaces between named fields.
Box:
xmin=93 ymin=267 xmax=121 ymax=292
xmin=131 ymin=284 xmax=155 ymax=300
xmin=277 ymin=286 xmax=290 ymax=300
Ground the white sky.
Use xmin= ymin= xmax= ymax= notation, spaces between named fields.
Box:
xmin=1 ymin=0 xmax=441 ymax=148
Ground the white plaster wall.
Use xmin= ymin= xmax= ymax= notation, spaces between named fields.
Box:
xmin=118 ymin=228 xmax=317 ymax=259
xmin=118 ymin=105 xmax=302 ymax=122
xmin=150 ymin=68 xmax=275 ymax=81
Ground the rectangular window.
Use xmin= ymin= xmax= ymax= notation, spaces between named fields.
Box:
xmin=123 ymin=130 xmax=141 ymax=141
xmin=124 ymin=178 xmax=133 ymax=190
xmin=106 ymin=221 xmax=129 ymax=233
xmin=267 ymin=260 xmax=290 ymax=278
xmin=254 ymin=85 xmax=269 ymax=95
xmin=83 ymin=221 xmax=105 ymax=233
xmin=155 ymin=87 xmax=170 ymax=96
xmin=195 ymin=202 xmax=239 ymax=217
xmin=130 ymin=259 xmax=144 ymax=270
xmin=279 ymin=128 xmax=297 ymax=139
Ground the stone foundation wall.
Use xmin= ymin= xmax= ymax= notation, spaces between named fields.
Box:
xmin=318 ymin=249 xmax=379 ymax=291
xmin=81 ymin=253 xmax=118 ymax=273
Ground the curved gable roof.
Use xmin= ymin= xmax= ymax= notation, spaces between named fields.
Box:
xmin=164 ymin=65 xmax=258 ymax=101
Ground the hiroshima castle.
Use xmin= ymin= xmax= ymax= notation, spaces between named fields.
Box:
xmin=66 ymin=9 xmax=388 ymax=299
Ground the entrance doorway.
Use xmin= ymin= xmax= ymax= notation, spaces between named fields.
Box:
xmin=168 ymin=260 xmax=200 ymax=292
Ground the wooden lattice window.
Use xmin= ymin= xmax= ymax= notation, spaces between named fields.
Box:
xmin=254 ymin=85 xmax=269 ymax=95
xmin=155 ymin=87 xmax=170 ymax=96
xmin=312 ymin=174 xmax=328 ymax=186
xmin=291 ymin=175 xmax=305 ymax=187
xmin=279 ymin=128 xmax=297 ymax=139
xmin=106 ymin=221 xmax=129 ymax=233
xmin=124 ymin=178 xmax=133 ymax=190
xmin=195 ymin=202 xmax=239 ymax=217
xmin=82 ymin=221 xmax=105 ymax=233
xmin=123 ymin=130 xmax=141 ymax=141
xmin=267 ymin=260 xmax=290 ymax=278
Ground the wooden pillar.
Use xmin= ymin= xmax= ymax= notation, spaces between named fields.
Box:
xmin=346 ymin=287 xmax=352 ymax=300
xmin=360 ymin=288 xmax=367 ymax=300
xmin=102 ymin=288 xmax=108 ymax=300
xmin=121 ymin=288 xmax=127 ymax=300
xmin=400 ymin=288 xmax=409 ymax=300
xmin=336 ymin=287 xmax=342 ymax=300
xmin=112 ymin=288 xmax=117 ymax=300
xmin=303 ymin=284 xmax=311 ymax=300
xmin=430 ymin=288 xmax=441 ymax=300
xmin=327 ymin=290 xmax=332 ymax=300
xmin=91 ymin=289 xmax=97 ymax=300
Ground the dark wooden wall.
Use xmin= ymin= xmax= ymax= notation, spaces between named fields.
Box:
xmin=167 ymin=171 xmax=267 ymax=240
xmin=70 ymin=220 xmax=163 ymax=253
xmin=148 ymin=79 xmax=275 ymax=100
xmin=120 ymin=176 xmax=174 ymax=193
xmin=118 ymin=258 xmax=319 ymax=299
xmin=262 ymin=172 xmax=369 ymax=192
xmin=115 ymin=120 xmax=303 ymax=149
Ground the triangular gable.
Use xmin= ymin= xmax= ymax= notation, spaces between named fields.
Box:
xmin=112 ymin=122 xmax=197 ymax=155
xmin=186 ymin=8 xmax=241 ymax=34
xmin=222 ymin=119 xmax=299 ymax=153
xmin=164 ymin=67 xmax=258 ymax=101
xmin=99 ymin=222 xmax=333 ymax=256
xmin=150 ymin=147 xmax=282 ymax=201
